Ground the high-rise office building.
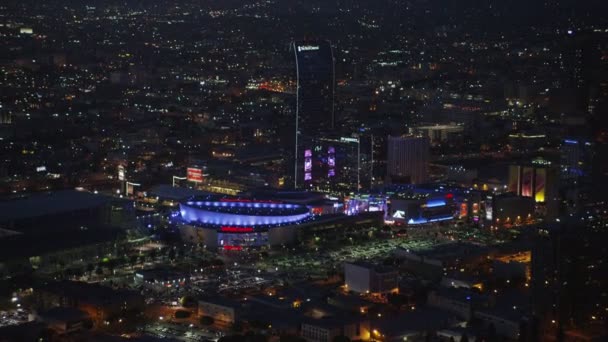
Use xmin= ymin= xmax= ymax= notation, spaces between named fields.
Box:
xmin=386 ymin=135 xmax=430 ymax=185
xmin=531 ymin=224 xmax=608 ymax=340
xmin=508 ymin=161 xmax=559 ymax=219
xmin=292 ymin=40 xmax=335 ymax=133
xmin=292 ymin=40 xmax=335 ymax=188
xmin=560 ymin=138 xmax=594 ymax=212
xmin=297 ymin=134 xmax=372 ymax=192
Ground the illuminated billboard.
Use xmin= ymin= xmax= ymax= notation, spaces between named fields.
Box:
xmin=534 ymin=168 xmax=546 ymax=203
xmin=304 ymin=149 xmax=312 ymax=175
xmin=328 ymin=155 xmax=335 ymax=167
xmin=328 ymin=146 xmax=335 ymax=168
xmin=328 ymin=146 xmax=335 ymax=176
xmin=521 ymin=167 xmax=534 ymax=197
xmin=297 ymin=45 xmax=320 ymax=52
xmin=187 ymin=167 xmax=204 ymax=183
xmin=460 ymin=203 xmax=468 ymax=218
xmin=485 ymin=196 xmax=493 ymax=220
xmin=304 ymin=159 xmax=312 ymax=172
xmin=118 ymin=165 xmax=126 ymax=181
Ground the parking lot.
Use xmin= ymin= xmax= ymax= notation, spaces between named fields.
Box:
xmin=142 ymin=321 xmax=222 ymax=341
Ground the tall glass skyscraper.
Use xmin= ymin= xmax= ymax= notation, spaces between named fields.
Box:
xmin=292 ymin=40 xmax=335 ymax=133
xmin=292 ymin=40 xmax=335 ymax=188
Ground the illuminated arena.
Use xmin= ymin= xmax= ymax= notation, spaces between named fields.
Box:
xmin=176 ymin=196 xmax=313 ymax=249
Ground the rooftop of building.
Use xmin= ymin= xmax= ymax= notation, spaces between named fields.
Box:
xmin=429 ymin=286 xmax=487 ymax=304
xmin=345 ymin=261 xmax=397 ymax=274
xmin=181 ymin=197 xmax=309 ymax=216
xmin=300 ymin=310 xmax=369 ymax=328
xmin=413 ymin=124 xmax=465 ymax=130
xmin=0 ymin=190 xmax=111 ymax=222
xmin=475 ymin=290 xmax=530 ymax=322
xmin=148 ymin=184 xmax=213 ymax=201
xmin=0 ymin=226 xmax=124 ymax=261
xmin=198 ymin=295 xmax=243 ymax=309
xmin=243 ymin=189 xmax=327 ymax=204
xmin=375 ymin=307 xmax=456 ymax=336
xmin=38 ymin=307 xmax=90 ymax=323
xmin=0 ymin=321 xmax=47 ymax=341
xmin=37 ymin=281 xmax=143 ymax=307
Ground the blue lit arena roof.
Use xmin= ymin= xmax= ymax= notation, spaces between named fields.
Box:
xmin=177 ymin=197 xmax=312 ymax=229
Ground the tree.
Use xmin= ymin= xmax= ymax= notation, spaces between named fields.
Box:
xmin=249 ymin=319 xmax=270 ymax=330
xmin=230 ymin=321 xmax=243 ymax=333
xmin=149 ymin=249 xmax=157 ymax=260
xmin=83 ymin=319 xmax=94 ymax=330
xmin=200 ymin=316 xmax=215 ymax=326
xmin=37 ymin=328 xmax=57 ymax=342
xmin=168 ymin=248 xmax=176 ymax=261
xmin=460 ymin=333 xmax=469 ymax=342
xmin=218 ymin=335 xmax=245 ymax=342
xmin=387 ymin=293 xmax=408 ymax=308
xmin=488 ymin=323 xmax=497 ymax=341
xmin=107 ymin=259 xmax=117 ymax=274
xmin=72 ymin=268 xmax=84 ymax=278
xmin=180 ymin=295 xmax=197 ymax=308
xmin=95 ymin=266 xmax=103 ymax=276
xmin=174 ymin=310 xmax=191 ymax=319
xmin=280 ymin=335 xmax=306 ymax=342
xmin=332 ymin=336 xmax=351 ymax=342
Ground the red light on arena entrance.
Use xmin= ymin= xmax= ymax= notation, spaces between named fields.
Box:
xmin=445 ymin=193 xmax=454 ymax=200
xmin=220 ymin=226 xmax=254 ymax=233
xmin=223 ymin=245 xmax=243 ymax=251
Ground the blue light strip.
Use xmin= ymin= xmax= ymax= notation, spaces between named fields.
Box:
xmin=179 ymin=204 xmax=311 ymax=226
xmin=428 ymin=216 xmax=454 ymax=223
xmin=564 ymin=139 xmax=578 ymax=145
xmin=407 ymin=216 xmax=454 ymax=225
xmin=426 ymin=199 xmax=447 ymax=208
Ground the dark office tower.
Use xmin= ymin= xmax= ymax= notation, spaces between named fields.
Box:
xmin=387 ymin=135 xmax=430 ymax=185
xmin=292 ymin=40 xmax=335 ymax=188
xmin=531 ymin=224 xmax=608 ymax=340
xmin=292 ymin=40 xmax=335 ymax=133
xmin=560 ymin=138 xmax=594 ymax=213
xmin=562 ymin=31 xmax=607 ymax=115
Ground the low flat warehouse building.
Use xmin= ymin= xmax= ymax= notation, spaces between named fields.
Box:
xmin=0 ymin=190 xmax=134 ymax=276
xmin=301 ymin=317 xmax=370 ymax=342
xmin=344 ymin=262 xmax=398 ymax=295
xmin=198 ymin=297 xmax=241 ymax=324
xmin=34 ymin=281 xmax=144 ymax=328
